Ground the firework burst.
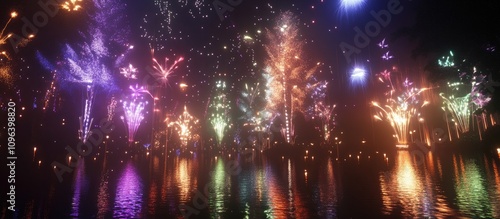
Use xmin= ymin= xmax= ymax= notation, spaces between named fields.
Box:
xmin=151 ymin=50 xmax=184 ymax=86
xmin=209 ymin=80 xmax=231 ymax=146
xmin=62 ymin=0 xmax=83 ymax=11
xmin=121 ymin=98 xmax=147 ymax=143
xmin=167 ymin=105 xmax=200 ymax=147
xmin=264 ymin=11 xmax=318 ymax=143
xmin=373 ymin=39 xmax=429 ymax=147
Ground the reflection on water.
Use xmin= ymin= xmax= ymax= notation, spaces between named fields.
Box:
xmin=71 ymin=160 xmax=87 ymax=218
xmin=453 ymin=154 xmax=500 ymax=218
xmin=380 ymin=151 xmax=440 ymax=217
xmin=380 ymin=151 xmax=500 ymax=218
xmin=379 ymin=151 xmax=451 ymax=218
xmin=97 ymin=154 xmax=109 ymax=218
xmin=209 ymin=159 xmax=231 ymax=217
xmin=113 ymin=161 xmax=143 ymax=218
xmin=5 ymin=147 xmax=500 ymax=218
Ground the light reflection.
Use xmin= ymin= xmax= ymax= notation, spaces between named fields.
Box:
xmin=97 ymin=155 xmax=109 ymax=218
xmin=113 ymin=162 xmax=143 ymax=218
xmin=176 ymin=158 xmax=195 ymax=202
xmin=317 ymin=158 xmax=338 ymax=218
xmin=489 ymin=157 xmax=500 ymax=216
xmin=379 ymin=151 xmax=452 ymax=218
xmin=264 ymin=161 xmax=288 ymax=218
xmin=70 ymin=160 xmax=86 ymax=218
xmin=452 ymin=155 xmax=496 ymax=218
xmin=208 ymin=159 xmax=230 ymax=217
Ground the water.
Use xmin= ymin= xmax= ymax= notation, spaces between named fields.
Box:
xmin=3 ymin=148 xmax=500 ymax=218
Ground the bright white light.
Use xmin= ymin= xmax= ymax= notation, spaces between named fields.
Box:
xmin=340 ymin=0 xmax=366 ymax=11
xmin=350 ymin=67 xmax=367 ymax=86
xmin=352 ymin=68 xmax=366 ymax=78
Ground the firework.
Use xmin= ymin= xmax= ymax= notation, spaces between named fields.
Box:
xmin=238 ymin=82 xmax=272 ymax=147
xmin=265 ymin=11 xmax=317 ymax=143
xmin=1 ymin=11 xmax=32 ymax=82
xmin=378 ymin=38 xmax=388 ymax=49
xmin=151 ymin=50 xmax=184 ymax=85
xmin=43 ymin=73 xmax=58 ymax=111
xmin=436 ymin=51 xmax=499 ymax=138
xmin=121 ymin=98 xmax=147 ymax=143
xmin=129 ymin=84 xmax=153 ymax=99
xmin=440 ymin=82 xmax=471 ymax=133
xmin=238 ymin=82 xmax=271 ymax=132
xmin=438 ymin=51 xmax=454 ymax=67
xmin=373 ymin=39 xmax=429 ymax=146
xmin=209 ymin=80 xmax=231 ymax=146
xmin=0 ymin=65 xmax=13 ymax=86
xmin=38 ymin=0 xmax=131 ymax=90
xmin=307 ymin=80 xmax=335 ymax=142
xmin=0 ymin=11 xmax=17 ymax=50
xmin=167 ymin=105 xmax=200 ymax=147
xmin=79 ymin=85 xmax=94 ymax=143
xmin=141 ymin=0 xmax=211 ymax=50
xmin=62 ymin=0 xmax=83 ymax=11
xmin=107 ymin=96 xmax=117 ymax=121
xmin=382 ymin=51 xmax=393 ymax=61
xmin=37 ymin=0 xmax=131 ymax=143
xmin=120 ymin=64 xmax=137 ymax=79
xmin=372 ymin=98 xmax=427 ymax=146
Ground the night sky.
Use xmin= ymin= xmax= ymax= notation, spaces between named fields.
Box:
xmin=1 ymin=0 xmax=500 ymax=144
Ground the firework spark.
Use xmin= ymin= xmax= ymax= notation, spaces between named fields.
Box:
xmin=120 ymin=64 xmax=137 ymax=79
xmin=151 ymin=50 xmax=184 ymax=85
xmin=373 ymin=40 xmax=429 ymax=146
xmin=0 ymin=65 xmax=13 ymax=86
xmin=121 ymin=98 xmax=147 ymax=143
xmin=210 ymin=80 xmax=231 ymax=146
xmin=238 ymin=82 xmax=272 ymax=140
xmin=62 ymin=0 xmax=83 ymax=11
xmin=107 ymin=96 xmax=117 ymax=121
xmin=307 ymin=80 xmax=335 ymax=142
xmin=438 ymin=51 xmax=454 ymax=67
xmin=79 ymin=85 xmax=94 ymax=143
xmin=43 ymin=73 xmax=58 ymax=111
xmin=167 ymin=105 xmax=200 ymax=147
xmin=265 ymin=11 xmax=317 ymax=143
xmin=0 ymin=11 xmax=17 ymax=48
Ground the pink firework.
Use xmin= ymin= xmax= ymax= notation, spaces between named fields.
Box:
xmin=151 ymin=50 xmax=184 ymax=85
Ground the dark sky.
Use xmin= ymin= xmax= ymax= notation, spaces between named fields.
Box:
xmin=0 ymin=0 xmax=422 ymax=106
xmin=3 ymin=0 xmax=500 ymax=144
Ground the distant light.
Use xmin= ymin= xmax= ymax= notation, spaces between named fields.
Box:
xmin=352 ymin=67 xmax=366 ymax=78
xmin=11 ymin=11 xmax=18 ymax=18
xmin=340 ymin=0 xmax=366 ymax=11
xmin=350 ymin=67 xmax=367 ymax=86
